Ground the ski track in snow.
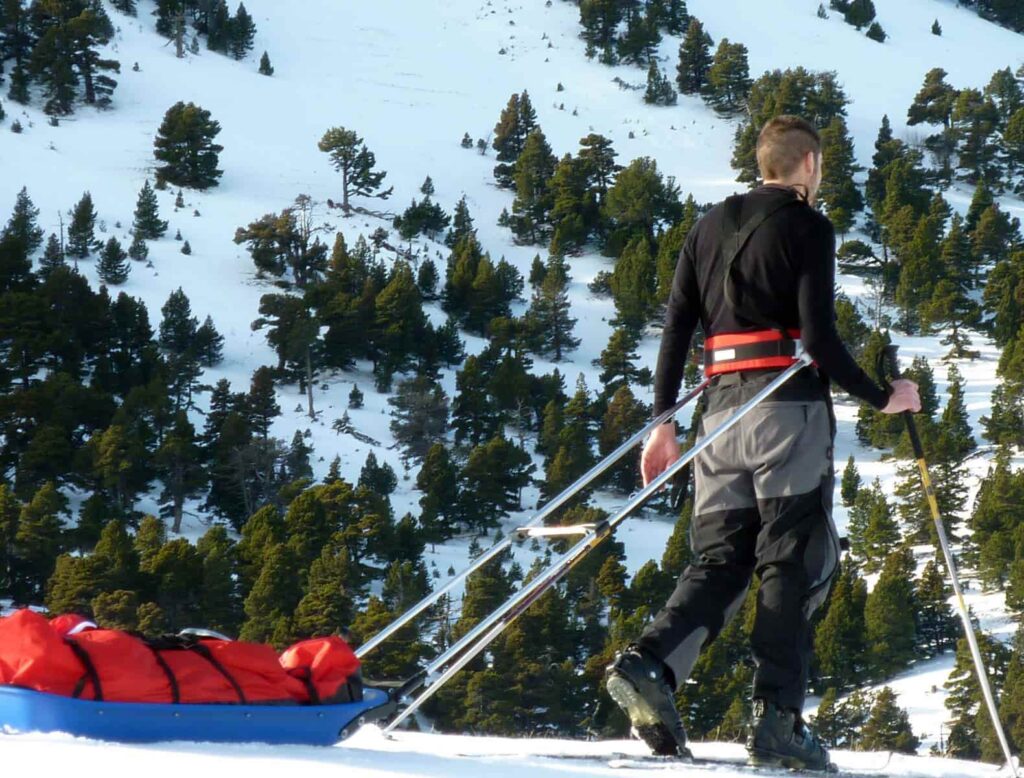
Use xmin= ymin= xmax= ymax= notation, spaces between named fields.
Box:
xmin=2 ymin=0 xmax=1024 ymax=769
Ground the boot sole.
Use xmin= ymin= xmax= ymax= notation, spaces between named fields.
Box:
xmin=606 ymin=671 xmax=691 ymax=758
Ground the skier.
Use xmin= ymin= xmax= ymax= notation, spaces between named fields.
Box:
xmin=604 ymin=115 xmax=921 ymax=771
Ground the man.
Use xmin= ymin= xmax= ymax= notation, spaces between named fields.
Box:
xmin=604 ymin=115 xmax=921 ymax=771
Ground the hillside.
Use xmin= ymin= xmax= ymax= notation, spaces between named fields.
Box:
xmin=2 ymin=0 xmax=1024 ymax=768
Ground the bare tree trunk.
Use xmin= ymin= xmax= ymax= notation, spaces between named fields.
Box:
xmin=175 ymin=11 xmax=185 ymax=58
xmin=306 ymin=346 xmax=315 ymax=419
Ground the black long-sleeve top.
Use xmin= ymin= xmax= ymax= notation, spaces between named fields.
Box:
xmin=653 ymin=184 xmax=890 ymax=415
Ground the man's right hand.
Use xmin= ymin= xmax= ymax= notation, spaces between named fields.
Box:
xmin=641 ymin=423 xmax=682 ymax=486
xmin=881 ymin=378 xmax=921 ymax=415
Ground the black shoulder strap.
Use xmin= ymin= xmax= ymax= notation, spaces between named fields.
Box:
xmin=721 ymin=192 xmax=804 ymax=333
xmin=64 ymin=636 xmax=103 ymax=701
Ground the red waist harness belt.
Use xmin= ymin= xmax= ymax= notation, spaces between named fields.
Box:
xmin=703 ymin=329 xmax=807 ymax=377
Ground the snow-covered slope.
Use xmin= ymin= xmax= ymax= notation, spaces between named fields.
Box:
xmin=0 ymin=725 xmax=1010 ymax=778
xmin=2 ymin=0 xmax=1024 ymax=767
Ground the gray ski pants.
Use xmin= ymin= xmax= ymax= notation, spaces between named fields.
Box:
xmin=638 ymin=375 xmax=841 ymax=712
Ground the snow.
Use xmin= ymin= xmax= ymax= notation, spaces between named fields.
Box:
xmin=0 ymin=724 xmax=1011 ymax=778
xmin=2 ymin=0 xmax=1024 ymax=770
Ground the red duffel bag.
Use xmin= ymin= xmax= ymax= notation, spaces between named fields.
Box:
xmin=0 ymin=610 xmax=84 ymax=697
xmin=0 ymin=609 xmax=360 ymax=705
xmin=280 ymin=636 xmax=363 ymax=704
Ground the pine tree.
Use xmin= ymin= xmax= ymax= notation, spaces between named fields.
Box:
xmin=67 ymin=4 xmax=120 ymax=108
xmin=416 ymin=442 xmax=460 ymax=543
xmin=92 ymin=589 xmax=140 ymax=630
xmin=578 ymin=0 xmax=623 ymax=63
xmin=159 ymin=287 xmax=199 ymax=355
xmin=844 ymin=0 xmax=876 ymax=29
xmin=865 ymin=547 xmax=917 ymax=680
xmin=952 ymin=88 xmax=1000 ymax=184
xmin=703 ymin=39 xmax=751 ymax=115
xmin=676 ymin=18 xmax=713 ymax=95
xmin=357 ymin=451 xmax=397 ymax=497
xmin=492 ymin=92 xmax=532 ymax=188
xmin=7 ymin=62 xmax=30 ymax=105
xmin=133 ymin=179 xmax=168 ymax=239
xmin=11 ymin=482 xmax=67 ymax=603
xmin=205 ymin=0 xmax=231 ymax=52
xmin=387 ymin=375 xmax=449 ymax=464
xmin=938 ymin=364 xmax=975 ymax=459
xmin=30 ymin=20 xmax=78 ymax=116
xmin=3 ymin=187 xmax=44 ymax=255
xmin=915 ymin=559 xmax=957 ymax=656
xmin=67 ymin=191 xmax=97 ymax=258
xmin=655 ymin=196 xmax=699 ymax=305
xmin=644 ymin=58 xmax=677 ymax=106
xmin=945 ymin=628 xmax=1011 ymax=759
xmin=921 ymin=214 xmax=978 ymax=357
xmin=931 ymin=19 xmax=941 ymax=35
xmin=818 ymin=116 xmax=863 ymax=238
xmin=318 ymin=126 xmax=393 ymax=210
xmin=193 ymin=315 xmax=225 ymax=366
xmin=239 ymin=542 xmax=302 ymax=646
xmin=293 ymin=540 xmax=356 ymax=638
xmin=45 ymin=553 xmax=106 ymax=615
xmin=543 ymin=376 xmax=595 ymax=500
xmin=97 ymin=237 xmax=130 ymax=284
xmin=111 ymin=0 xmax=137 ymax=15
xmin=610 ymin=235 xmax=657 ymax=333
xmin=154 ymin=411 xmax=206 ymax=533
xmin=865 ymin=21 xmax=886 ymax=42
xmin=813 ymin=561 xmax=868 ymax=691
xmin=596 ymin=325 xmax=651 ymax=399
xmin=603 ymin=156 xmax=680 ymax=253
xmin=525 ymin=253 xmax=579 ymax=361
xmin=860 ymin=687 xmax=920 ymax=753
xmin=228 ymin=3 xmax=256 ymax=60
xmin=447 ymin=195 xmax=476 ymax=247
xmin=458 ymin=436 xmax=534 ymax=531
xmin=617 ymin=5 xmax=661 ymax=65
xmin=247 ymin=366 xmax=280 ymax=439
xmin=510 ymin=128 xmax=557 ymax=244
xmin=195 ymin=525 xmax=242 ymax=633
xmin=598 ymin=386 xmax=648 ymax=493
xmin=258 ymin=50 xmax=273 ymax=76
xmin=154 ymin=102 xmax=224 ymax=189
xmin=374 ymin=261 xmax=428 ymax=380
xmin=127 ymin=232 xmax=148 ymax=262
xmin=840 ymin=455 xmax=860 ymax=507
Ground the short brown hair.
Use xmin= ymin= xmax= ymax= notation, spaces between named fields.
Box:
xmin=756 ymin=115 xmax=821 ymax=180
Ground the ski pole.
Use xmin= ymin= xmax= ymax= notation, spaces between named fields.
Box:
xmin=881 ymin=345 xmax=1018 ymax=777
xmin=355 ymin=378 xmax=711 ymax=659
xmin=383 ymin=354 xmax=812 ymax=733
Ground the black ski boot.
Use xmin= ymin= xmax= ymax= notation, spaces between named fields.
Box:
xmin=746 ymin=698 xmax=833 ymax=772
xmin=605 ymin=645 xmax=691 ymax=758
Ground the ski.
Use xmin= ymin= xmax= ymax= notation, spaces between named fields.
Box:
xmin=530 ymin=751 xmax=894 ymax=777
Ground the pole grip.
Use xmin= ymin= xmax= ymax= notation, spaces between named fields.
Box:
xmin=882 ymin=344 xmax=902 ymax=382
xmin=876 ymin=345 xmax=926 ymax=475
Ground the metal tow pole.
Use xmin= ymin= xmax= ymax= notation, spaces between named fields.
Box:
xmin=355 ymin=378 xmax=710 ymax=659
xmin=383 ymin=354 xmax=813 ymax=733
xmin=882 ymin=344 xmax=1018 ymax=777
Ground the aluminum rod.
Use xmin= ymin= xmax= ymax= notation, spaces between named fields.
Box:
xmin=384 ymin=355 xmax=811 ymax=732
xmin=931 ymin=482 xmax=1018 ymax=777
xmin=355 ymin=378 xmax=710 ymax=659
